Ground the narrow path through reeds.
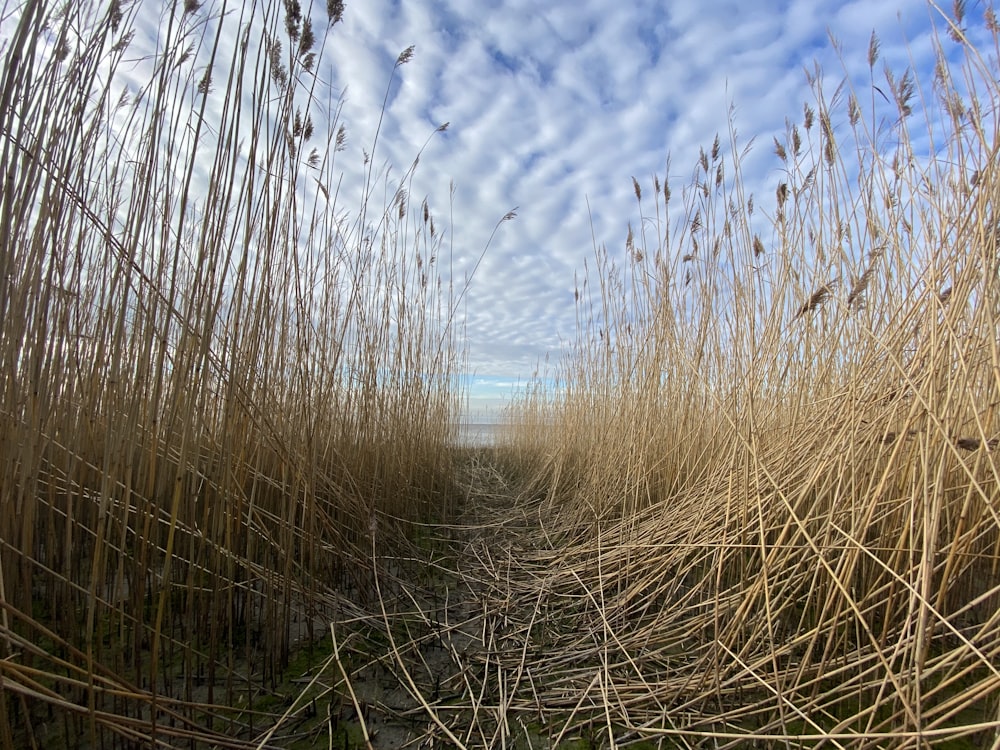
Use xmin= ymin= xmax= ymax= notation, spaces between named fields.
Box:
xmin=318 ymin=450 xmax=558 ymax=750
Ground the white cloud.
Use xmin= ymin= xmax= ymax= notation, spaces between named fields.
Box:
xmin=43 ymin=0 xmax=967 ymax=415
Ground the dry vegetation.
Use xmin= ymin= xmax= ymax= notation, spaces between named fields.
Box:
xmin=3 ymin=0 xmax=1000 ymax=748
xmin=496 ymin=5 xmax=1000 ymax=748
xmin=0 ymin=1 xmax=473 ymax=746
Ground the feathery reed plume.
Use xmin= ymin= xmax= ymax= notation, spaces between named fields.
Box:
xmin=795 ymin=279 xmax=838 ymax=318
xmin=868 ymin=31 xmax=881 ymax=67
xmin=847 ymin=266 xmax=875 ymax=307
xmin=776 ymin=181 xmax=788 ymax=208
xmin=847 ymin=246 xmax=883 ymax=308
xmin=326 ymin=0 xmax=344 ymax=24
xmin=774 ymin=136 xmax=787 ymax=161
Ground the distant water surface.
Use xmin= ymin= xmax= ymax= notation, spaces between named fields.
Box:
xmin=454 ymin=422 xmax=506 ymax=447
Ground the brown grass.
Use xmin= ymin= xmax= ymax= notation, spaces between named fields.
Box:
xmin=5 ymin=1 xmax=1000 ymax=748
xmin=499 ymin=5 xmax=1000 ymax=746
xmin=0 ymin=1 xmax=473 ymax=746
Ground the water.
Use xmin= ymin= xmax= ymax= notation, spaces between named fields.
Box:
xmin=454 ymin=422 xmax=506 ymax=447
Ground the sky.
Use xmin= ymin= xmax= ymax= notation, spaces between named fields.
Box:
xmin=3 ymin=0 xmax=980 ymax=418
xmin=308 ymin=0 xmax=975 ymax=416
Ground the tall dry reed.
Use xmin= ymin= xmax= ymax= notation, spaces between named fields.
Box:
xmin=0 ymin=1 xmax=467 ymax=746
xmin=502 ymin=5 xmax=1000 ymax=746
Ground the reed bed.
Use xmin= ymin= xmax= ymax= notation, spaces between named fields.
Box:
xmin=5 ymin=1 xmax=1000 ymax=748
xmin=495 ymin=7 xmax=1000 ymax=747
xmin=0 ymin=1 xmax=469 ymax=746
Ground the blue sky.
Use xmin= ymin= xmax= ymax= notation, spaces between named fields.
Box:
xmin=6 ymin=0 xmax=978 ymax=417
xmin=311 ymin=0 xmax=970 ymax=414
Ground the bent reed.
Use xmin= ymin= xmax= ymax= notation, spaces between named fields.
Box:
xmin=501 ymin=6 xmax=1000 ymax=748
